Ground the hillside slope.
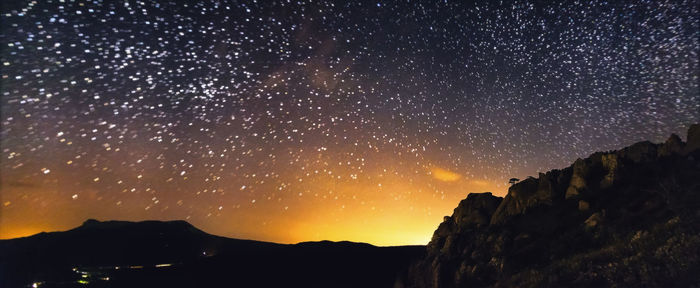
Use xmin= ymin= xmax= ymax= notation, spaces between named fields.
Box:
xmin=401 ymin=124 xmax=700 ymax=287
xmin=0 ymin=219 xmax=424 ymax=288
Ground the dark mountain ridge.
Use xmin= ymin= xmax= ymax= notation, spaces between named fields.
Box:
xmin=400 ymin=124 xmax=700 ymax=287
xmin=0 ymin=219 xmax=424 ymax=288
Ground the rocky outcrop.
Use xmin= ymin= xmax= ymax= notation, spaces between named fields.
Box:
xmin=450 ymin=192 xmax=502 ymax=228
xmin=658 ymin=134 xmax=684 ymax=157
xmin=490 ymin=169 xmax=569 ymax=226
xmin=617 ymin=140 xmax=658 ymax=163
xmin=400 ymin=124 xmax=700 ymax=288
xmin=686 ymin=124 xmax=700 ymax=154
xmin=565 ymin=157 xmax=591 ymax=199
xmin=428 ymin=193 xmax=502 ymax=254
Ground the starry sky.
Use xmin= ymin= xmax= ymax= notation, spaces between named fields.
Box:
xmin=1 ymin=0 xmax=698 ymax=245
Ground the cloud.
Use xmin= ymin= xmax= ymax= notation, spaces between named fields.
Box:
xmin=430 ymin=167 xmax=461 ymax=182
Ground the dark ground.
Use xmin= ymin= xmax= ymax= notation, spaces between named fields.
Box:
xmin=0 ymin=219 xmax=424 ymax=288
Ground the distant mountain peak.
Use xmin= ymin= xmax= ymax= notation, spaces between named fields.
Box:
xmin=75 ymin=219 xmax=204 ymax=235
xmin=81 ymin=218 xmax=102 ymax=226
xmin=296 ymin=240 xmax=377 ymax=249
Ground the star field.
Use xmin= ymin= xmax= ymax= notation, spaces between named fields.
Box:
xmin=1 ymin=0 xmax=698 ymax=245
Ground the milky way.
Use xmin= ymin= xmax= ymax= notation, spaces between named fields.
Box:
xmin=1 ymin=0 xmax=698 ymax=245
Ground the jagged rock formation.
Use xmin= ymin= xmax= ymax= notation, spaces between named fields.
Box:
xmin=401 ymin=124 xmax=700 ymax=287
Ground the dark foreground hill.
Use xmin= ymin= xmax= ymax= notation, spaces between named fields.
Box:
xmin=400 ymin=124 xmax=700 ymax=287
xmin=0 ymin=219 xmax=424 ymax=288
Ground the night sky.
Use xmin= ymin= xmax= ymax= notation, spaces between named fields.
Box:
xmin=1 ymin=0 xmax=698 ymax=245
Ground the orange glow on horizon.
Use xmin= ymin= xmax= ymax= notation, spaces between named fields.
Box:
xmin=1 ymin=170 xmax=506 ymax=246
xmin=0 ymin=227 xmax=47 ymax=240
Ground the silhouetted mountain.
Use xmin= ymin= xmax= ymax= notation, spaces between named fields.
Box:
xmin=0 ymin=219 xmax=424 ymax=288
xmin=400 ymin=124 xmax=700 ymax=287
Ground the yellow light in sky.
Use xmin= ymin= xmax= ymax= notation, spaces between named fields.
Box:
xmin=0 ymin=163 xmax=505 ymax=246
xmin=430 ymin=167 xmax=461 ymax=182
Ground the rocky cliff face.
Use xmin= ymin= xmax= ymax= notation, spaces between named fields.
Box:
xmin=401 ymin=124 xmax=700 ymax=287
